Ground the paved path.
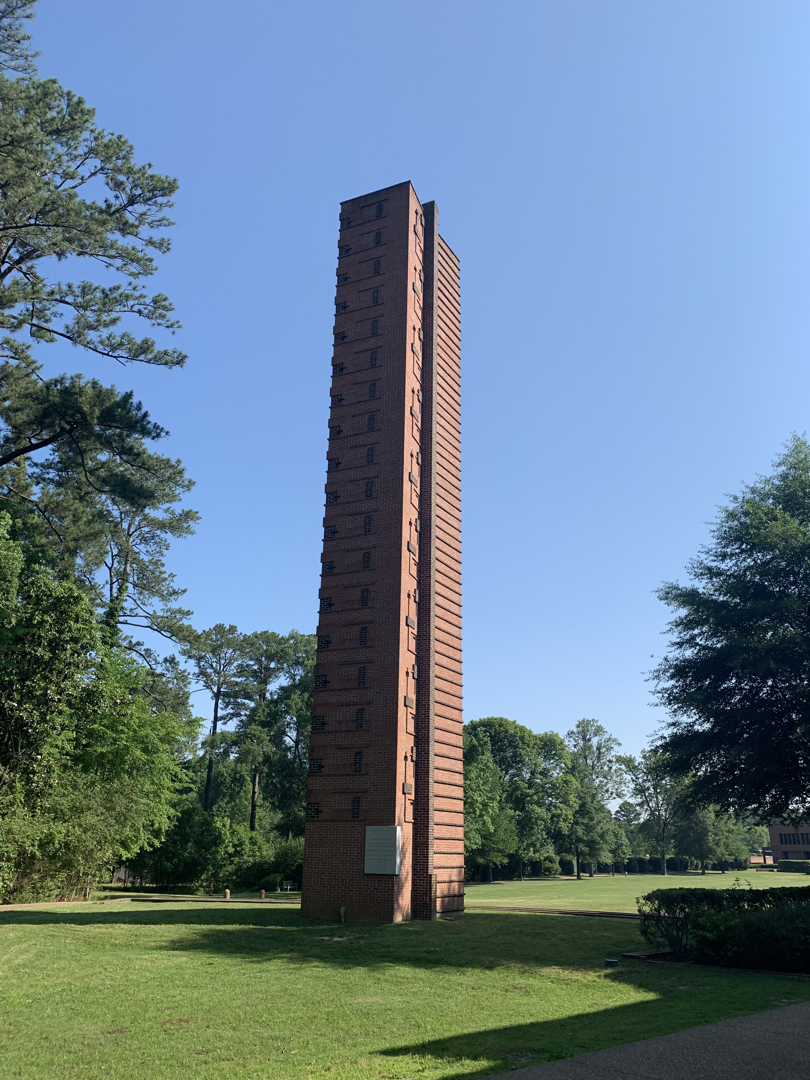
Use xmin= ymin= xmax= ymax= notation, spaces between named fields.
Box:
xmin=488 ymin=1001 xmax=810 ymax=1079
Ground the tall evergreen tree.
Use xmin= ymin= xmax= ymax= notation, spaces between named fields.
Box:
xmin=182 ymin=624 xmax=245 ymax=812
xmin=653 ymin=435 xmax=810 ymax=821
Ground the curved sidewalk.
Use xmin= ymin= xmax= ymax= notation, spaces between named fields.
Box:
xmin=489 ymin=1001 xmax=810 ymax=1079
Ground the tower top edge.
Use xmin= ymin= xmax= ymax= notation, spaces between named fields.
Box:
xmin=341 ymin=180 xmax=425 ymax=208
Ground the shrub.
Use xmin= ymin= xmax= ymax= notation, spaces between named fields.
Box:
xmin=647 ymin=857 xmax=662 ymax=874
xmin=272 ymin=836 xmax=304 ymax=883
xmin=666 ymin=856 xmax=689 ymax=872
xmin=258 ymin=873 xmax=283 ymax=892
xmin=541 ymin=855 xmax=560 ymax=876
xmin=777 ymin=860 xmax=810 ymax=874
xmin=627 ymin=857 xmax=651 ymax=873
xmin=638 ymin=884 xmax=810 ymax=957
xmin=559 ymin=858 xmax=574 ymax=876
xmin=737 ymin=905 xmax=810 ymax=973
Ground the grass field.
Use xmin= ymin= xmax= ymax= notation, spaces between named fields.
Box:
xmin=2 ymin=880 xmax=810 ymax=1080
xmin=465 ymin=868 xmax=809 ymax=912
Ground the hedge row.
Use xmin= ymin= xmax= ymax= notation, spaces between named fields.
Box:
xmin=777 ymin=860 xmax=810 ymax=873
xmin=557 ymin=856 xmax=750 ymax=876
xmin=638 ymin=885 xmax=810 ymax=971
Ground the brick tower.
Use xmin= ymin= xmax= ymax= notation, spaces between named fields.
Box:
xmin=301 ymin=181 xmax=463 ymax=923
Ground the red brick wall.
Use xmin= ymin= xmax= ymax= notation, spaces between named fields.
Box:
xmin=301 ymin=181 xmax=462 ymax=922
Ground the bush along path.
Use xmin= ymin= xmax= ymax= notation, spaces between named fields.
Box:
xmin=638 ymin=883 xmax=810 ymax=972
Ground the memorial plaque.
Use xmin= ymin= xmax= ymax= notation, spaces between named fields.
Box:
xmin=364 ymin=826 xmax=402 ymax=875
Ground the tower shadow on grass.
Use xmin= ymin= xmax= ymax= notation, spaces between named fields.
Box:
xmin=2 ymin=905 xmax=808 ymax=1077
xmin=0 ymin=906 xmax=647 ymax=972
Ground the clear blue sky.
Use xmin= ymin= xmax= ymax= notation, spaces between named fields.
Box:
xmin=31 ymin=1 xmax=810 ymax=752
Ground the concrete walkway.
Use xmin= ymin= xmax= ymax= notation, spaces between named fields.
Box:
xmin=489 ymin=1001 xmax=810 ymax=1079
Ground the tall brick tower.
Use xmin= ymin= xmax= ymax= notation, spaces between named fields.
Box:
xmin=301 ymin=181 xmax=463 ymax=923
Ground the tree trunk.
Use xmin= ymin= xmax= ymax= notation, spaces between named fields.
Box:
xmin=701 ymin=863 xmax=706 ymax=874
xmin=588 ymin=861 xmax=595 ymax=878
xmin=661 ymin=847 xmax=668 ymax=875
xmin=202 ymin=754 xmax=214 ymax=811
xmin=249 ymin=767 xmax=259 ymax=831
xmin=520 ymin=859 xmax=524 ymax=881
xmin=611 ymin=862 xmax=615 ymax=877
xmin=202 ymin=690 xmax=221 ymax=812
xmin=485 ymin=863 xmax=493 ymax=883
xmin=575 ymin=847 xmax=581 ymax=880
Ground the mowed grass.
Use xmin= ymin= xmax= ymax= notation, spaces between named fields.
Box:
xmin=465 ymin=868 xmax=809 ymax=912
xmin=3 ymin=892 xmax=810 ymax=1080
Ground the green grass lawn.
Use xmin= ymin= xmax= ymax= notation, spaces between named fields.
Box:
xmin=2 ymin=892 xmax=810 ymax=1080
xmin=465 ymin=868 xmax=809 ymax=912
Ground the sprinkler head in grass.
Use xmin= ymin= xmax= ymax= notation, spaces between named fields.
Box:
xmin=605 ymin=959 xmax=619 ymax=967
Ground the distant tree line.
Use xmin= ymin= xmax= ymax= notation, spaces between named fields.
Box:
xmin=463 ymin=715 xmax=768 ymax=881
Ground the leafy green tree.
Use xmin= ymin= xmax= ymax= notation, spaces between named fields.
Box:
xmin=672 ymin=806 xmax=720 ymax=873
xmin=466 ymin=717 xmax=576 ymax=879
xmin=653 ymin=435 xmax=810 ymax=822
xmin=0 ymin=576 xmax=191 ymax=902
xmin=613 ymin=800 xmax=646 ymax=858
xmin=606 ymin=819 xmax=632 ymax=873
xmin=463 ymin=727 xmax=517 ymax=879
xmin=566 ymin=719 xmax=624 ymax=801
xmin=618 ymin=750 xmax=686 ymax=875
xmin=560 ymin=774 xmax=613 ymax=879
xmin=0 ymin=511 xmax=97 ymax=797
xmin=564 ymin=719 xmax=623 ymax=878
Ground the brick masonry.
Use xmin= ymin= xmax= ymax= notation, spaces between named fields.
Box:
xmin=301 ymin=181 xmax=463 ymax=923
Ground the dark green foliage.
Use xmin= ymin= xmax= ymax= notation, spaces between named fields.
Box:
xmin=0 ymin=645 xmax=191 ymax=902
xmin=129 ymin=631 xmax=316 ymax=889
xmin=672 ymin=806 xmax=751 ymax=873
xmin=466 ymin=717 xmax=576 ymax=879
xmin=0 ymin=515 xmax=97 ymax=794
xmin=734 ymin=906 xmax=810 ymax=972
xmin=777 ymin=860 xmax=810 ymax=873
xmin=561 ymin=719 xmax=622 ymax=878
xmin=687 ymin=905 xmax=810 ymax=972
xmin=653 ymin=436 xmax=810 ymax=821
xmin=463 ymin=726 xmax=517 ymax=874
xmin=638 ymin=884 xmax=810 ymax=959
xmin=559 ymin=858 xmax=574 ymax=876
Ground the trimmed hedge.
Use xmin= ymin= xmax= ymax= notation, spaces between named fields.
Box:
xmin=638 ymin=885 xmax=810 ymax=965
xmin=777 ymin=860 xmax=810 ymax=873
xmin=559 ymin=858 xmax=574 ymax=876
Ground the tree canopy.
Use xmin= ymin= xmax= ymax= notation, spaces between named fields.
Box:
xmin=653 ymin=435 xmax=810 ymax=822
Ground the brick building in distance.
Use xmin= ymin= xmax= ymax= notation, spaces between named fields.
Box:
xmin=301 ymin=181 xmax=463 ymax=923
xmin=769 ymin=824 xmax=810 ymax=861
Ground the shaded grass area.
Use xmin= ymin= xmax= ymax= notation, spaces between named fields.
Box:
xmin=2 ymin=901 xmax=809 ymax=1079
xmin=465 ymin=869 xmax=809 ymax=913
